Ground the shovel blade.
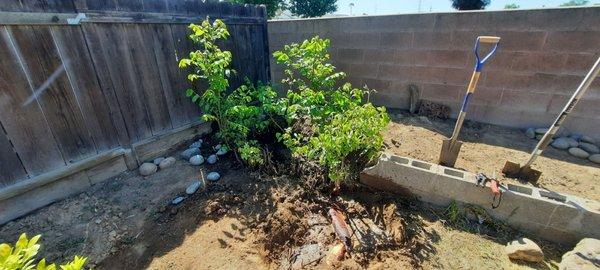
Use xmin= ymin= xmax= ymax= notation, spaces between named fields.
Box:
xmin=438 ymin=139 xmax=462 ymax=167
xmin=501 ymin=160 xmax=542 ymax=183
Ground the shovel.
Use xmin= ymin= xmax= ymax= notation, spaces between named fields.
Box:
xmin=438 ymin=36 xmax=500 ymax=167
xmin=503 ymin=56 xmax=600 ymax=182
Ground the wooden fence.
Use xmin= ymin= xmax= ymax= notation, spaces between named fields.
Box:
xmin=0 ymin=1 xmax=270 ymax=188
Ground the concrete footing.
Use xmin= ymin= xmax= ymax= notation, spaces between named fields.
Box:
xmin=360 ymin=153 xmax=600 ymax=245
xmin=0 ymin=121 xmax=211 ymax=225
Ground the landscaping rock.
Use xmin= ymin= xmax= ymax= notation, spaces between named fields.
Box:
xmin=214 ymin=144 xmax=222 ymax=151
xmin=216 ymin=147 xmax=227 ymax=156
xmin=525 ymin=128 xmax=536 ymax=139
xmin=181 ymin=148 xmax=200 ymax=160
xmin=139 ymin=163 xmax=157 ymax=176
xmin=535 ymin=128 xmax=548 ymax=134
xmin=207 ymin=154 xmax=217 ymax=164
xmin=559 ymin=238 xmax=600 ymax=270
xmin=568 ymin=147 xmax=590 ymax=159
xmin=581 ymin=135 xmax=595 ymax=144
xmin=190 ymin=141 xmax=202 ymax=148
xmin=185 ymin=181 xmax=202 ymax=195
xmin=569 ymin=133 xmax=583 ymax=141
xmin=171 ymin=196 xmax=185 ymax=205
xmin=505 ymin=238 xmax=544 ymax=262
xmin=564 ymin=137 xmax=579 ymax=148
xmin=153 ymin=157 xmax=165 ymax=166
xmin=159 ymin=157 xmax=176 ymax=170
xmin=589 ymin=154 xmax=600 ymax=164
xmin=189 ymin=155 xmax=205 ymax=166
xmin=551 ymin=138 xmax=571 ymax=150
xmin=579 ymin=142 xmax=599 ymax=154
xmin=207 ymin=172 xmax=220 ymax=181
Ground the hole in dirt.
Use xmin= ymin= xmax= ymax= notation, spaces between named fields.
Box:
xmin=391 ymin=156 xmax=409 ymax=164
xmin=539 ymin=190 xmax=567 ymax=203
xmin=443 ymin=168 xmax=463 ymax=178
xmin=507 ymin=184 xmax=532 ymax=195
xmin=411 ymin=161 xmax=432 ymax=170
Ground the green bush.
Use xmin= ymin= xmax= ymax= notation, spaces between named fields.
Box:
xmin=180 ymin=19 xmax=389 ymax=183
xmin=0 ymin=233 xmax=87 ymax=270
xmin=273 ymin=37 xmax=390 ymax=182
xmin=179 ymin=19 xmax=280 ymax=166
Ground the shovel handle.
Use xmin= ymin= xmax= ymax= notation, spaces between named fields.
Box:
xmin=474 ymin=36 xmax=500 ymax=72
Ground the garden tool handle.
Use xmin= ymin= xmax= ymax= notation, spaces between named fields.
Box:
xmin=522 ymin=56 xmax=600 ymax=168
xmin=449 ymin=36 xmax=501 ymax=142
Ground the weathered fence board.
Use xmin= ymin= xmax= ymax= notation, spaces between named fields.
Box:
xmin=0 ymin=129 xmax=27 ymax=187
xmin=0 ymin=2 xmax=269 ymax=200
xmin=10 ymin=25 xmax=96 ymax=163
xmin=0 ymin=27 xmax=66 ymax=176
xmin=151 ymin=24 xmax=199 ymax=127
xmin=51 ymin=26 xmax=120 ymax=152
xmin=125 ymin=24 xmax=173 ymax=135
xmin=86 ymin=24 xmax=154 ymax=142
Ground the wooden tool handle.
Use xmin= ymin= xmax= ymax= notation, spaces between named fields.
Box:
xmin=478 ymin=36 xmax=501 ymax=44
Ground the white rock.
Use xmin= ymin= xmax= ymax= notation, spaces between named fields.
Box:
xmin=525 ymin=128 xmax=536 ymax=139
xmin=216 ymin=147 xmax=227 ymax=156
xmin=581 ymin=135 xmax=595 ymax=144
xmin=181 ymin=148 xmax=200 ymax=160
xmin=535 ymin=128 xmax=548 ymax=134
xmin=568 ymin=147 xmax=590 ymax=159
xmin=139 ymin=163 xmax=157 ymax=176
xmin=559 ymin=238 xmax=600 ymax=270
xmin=189 ymin=155 xmax=205 ymax=166
xmin=551 ymin=138 xmax=571 ymax=150
xmin=214 ymin=144 xmax=222 ymax=151
xmin=505 ymin=238 xmax=544 ymax=262
xmin=579 ymin=142 xmax=599 ymax=154
xmin=190 ymin=141 xmax=202 ymax=148
xmin=588 ymin=154 xmax=600 ymax=164
xmin=159 ymin=157 xmax=176 ymax=170
xmin=207 ymin=154 xmax=217 ymax=164
xmin=171 ymin=196 xmax=185 ymax=205
xmin=153 ymin=157 xmax=165 ymax=165
xmin=206 ymin=172 xmax=220 ymax=181
xmin=185 ymin=181 xmax=202 ymax=195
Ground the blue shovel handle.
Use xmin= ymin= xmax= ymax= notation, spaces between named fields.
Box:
xmin=474 ymin=36 xmax=500 ymax=72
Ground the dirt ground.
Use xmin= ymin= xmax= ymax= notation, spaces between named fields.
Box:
xmin=0 ymin=133 xmax=567 ymax=269
xmin=384 ymin=112 xmax=600 ymax=202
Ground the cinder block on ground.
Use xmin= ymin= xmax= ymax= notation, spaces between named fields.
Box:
xmin=361 ymin=153 xmax=600 ymax=245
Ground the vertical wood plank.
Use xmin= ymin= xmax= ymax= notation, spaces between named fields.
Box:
xmin=115 ymin=0 xmax=142 ymax=12
xmin=10 ymin=25 xmax=96 ymax=163
xmin=15 ymin=0 xmax=77 ymax=12
xmin=79 ymin=24 xmax=131 ymax=146
xmin=0 ymin=126 xmax=27 ymax=187
xmin=151 ymin=24 xmax=199 ymax=127
xmin=125 ymin=24 xmax=173 ymax=134
xmin=0 ymin=26 xmax=65 ymax=176
xmin=51 ymin=26 xmax=120 ymax=152
xmin=83 ymin=24 xmax=153 ymax=142
xmin=82 ymin=0 xmax=117 ymax=11
xmin=171 ymin=24 xmax=206 ymax=120
xmin=143 ymin=0 xmax=168 ymax=12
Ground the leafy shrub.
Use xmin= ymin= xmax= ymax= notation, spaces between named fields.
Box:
xmin=0 ymin=233 xmax=87 ymax=270
xmin=273 ymin=37 xmax=390 ymax=182
xmin=179 ymin=19 xmax=280 ymax=165
xmin=180 ymin=19 xmax=389 ymax=183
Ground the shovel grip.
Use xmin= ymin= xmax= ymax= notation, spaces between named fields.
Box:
xmin=474 ymin=36 xmax=500 ymax=72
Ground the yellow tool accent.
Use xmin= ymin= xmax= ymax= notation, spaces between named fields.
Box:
xmin=467 ymin=72 xmax=481 ymax=93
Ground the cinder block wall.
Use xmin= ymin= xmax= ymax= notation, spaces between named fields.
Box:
xmin=268 ymin=7 xmax=600 ymax=137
